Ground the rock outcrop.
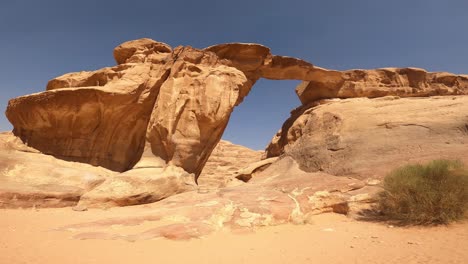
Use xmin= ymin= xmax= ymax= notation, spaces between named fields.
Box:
xmin=6 ymin=38 xmax=326 ymax=179
xmin=0 ymin=132 xmax=195 ymax=208
xmin=198 ymin=140 xmax=263 ymax=188
xmin=77 ymin=165 xmax=195 ymax=208
xmin=56 ymin=156 xmax=380 ymax=241
xmin=296 ymin=67 xmax=468 ymax=104
xmin=7 ymin=40 xmax=173 ymax=172
xmin=266 ymin=96 xmax=468 ymax=179
xmin=3 ymin=37 xmax=468 ymax=210
xmin=145 ymin=46 xmax=251 ymax=177
xmin=0 ymin=132 xmax=110 ymax=208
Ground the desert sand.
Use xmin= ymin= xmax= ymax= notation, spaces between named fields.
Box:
xmin=1 ymin=207 xmax=467 ymax=264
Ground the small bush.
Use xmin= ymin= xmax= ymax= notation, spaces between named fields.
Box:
xmin=378 ymin=159 xmax=468 ymax=225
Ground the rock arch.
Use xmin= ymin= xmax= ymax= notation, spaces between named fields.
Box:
xmin=6 ymin=38 xmax=468 ymax=182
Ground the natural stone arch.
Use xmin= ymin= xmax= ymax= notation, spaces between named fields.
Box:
xmin=6 ymin=39 xmax=329 ymax=179
xmin=6 ymin=38 xmax=468 ymax=184
xmin=142 ymin=42 xmax=346 ymax=180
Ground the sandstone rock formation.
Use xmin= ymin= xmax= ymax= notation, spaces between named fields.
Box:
xmin=266 ymin=96 xmax=468 ymax=179
xmin=0 ymin=132 xmax=110 ymax=208
xmin=0 ymin=132 xmax=194 ymax=208
xmin=198 ymin=140 xmax=262 ymax=188
xmin=7 ymin=39 xmax=173 ymax=172
xmin=57 ymin=156 xmax=380 ymax=241
xmin=296 ymin=67 xmax=468 ymax=104
xmin=145 ymin=46 xmax=251 ymax=177
xmin=3 ymin=37 xmax=468 ymax=211
xmin=77 ymin=165 xmax=195 ymax=208
xmin=234 ymin=157 xmax=278 ymax=183
xmin=6 ymin=38 xmax=329 ymax=179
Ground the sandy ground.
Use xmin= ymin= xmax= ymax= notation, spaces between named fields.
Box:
xmin=1 ymin=207 xmax=467 ymax=264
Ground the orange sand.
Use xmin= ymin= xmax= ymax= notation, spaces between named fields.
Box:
xmin=1 ymin=207 xmax=467 ymax=264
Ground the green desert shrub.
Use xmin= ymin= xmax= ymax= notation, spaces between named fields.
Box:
xmin=378 ymin=159 xmax=468 ymax=225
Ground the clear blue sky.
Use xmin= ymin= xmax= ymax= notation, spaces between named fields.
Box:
xmin=1 ymin=0 xmax=467 ymax=150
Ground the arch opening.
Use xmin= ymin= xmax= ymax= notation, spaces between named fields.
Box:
xmin=222 ymin=79 xmax=302 ymax=151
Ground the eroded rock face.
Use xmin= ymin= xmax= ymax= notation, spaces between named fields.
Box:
xmin=0 ymin=132 xmax=195 ymax=209
xmin=266 ymin=96 xmax=468 ymax=178
xmin=296 ymin=68 xmax=468 ymax=104
xmin=198 ymin=140 xmax=263 ymax=188
xmin=204 ymin=43 xmax=271 ymax=74
xmin=4 ymin=38 xmax=468 ymax=210
xmin=113 ymin=38 xmax=172 ymax=65
xmin=6 ymin=38 xmax=328 ymax=178
xmin=0 ymin=132 xmax=110 ymax=208
xmin=204 ymin=43 xmax=330 ymax=82
xmin=146 ymin=46 xmax=252 ymax=177
xmin=7 ymin=62 xmax=171 ymax=172
xmin=78 ymin=165 xmax=196 ymax=208
xmin=56 ymin=157 xmax=379 ymax=241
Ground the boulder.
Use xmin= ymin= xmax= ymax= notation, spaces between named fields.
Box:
xmin=77 ymin=165 xmax=196 ymax=208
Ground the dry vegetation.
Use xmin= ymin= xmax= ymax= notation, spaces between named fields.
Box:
xmin=378 ymin=160 xmax=468 ymax=225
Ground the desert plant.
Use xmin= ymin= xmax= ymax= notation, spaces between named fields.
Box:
xmin=378 ymin=159 xmax=468 ymax=225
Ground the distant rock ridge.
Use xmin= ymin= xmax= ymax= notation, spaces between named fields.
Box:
xmin=197 ymin=140 xmax=263 ymax=188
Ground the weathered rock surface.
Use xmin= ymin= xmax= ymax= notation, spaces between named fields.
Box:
xmin=113 ymin=38 xmax=172 ymax=65
xmin=6 ymin=38 xmax=327 ymax=178
xmin=204 ymin=43 xmax=336 ymax=81
xmin=266 ymin=96 xmax=468 ymax=179
xmin=7 ymin=50 xmax=172 ymax=172
xmin=198 ymin=140 xmax=263 ymax=188
xmin=78 ymin=165 xmax=196 ymax=208
xmin=146 ymin=46 xmax=252 ymax=177
xmin=235 ymin=157 xmax=278 ymax=183
xmin=0 ymin=132 xmax=195 ymax=209
xmin=57 ymin=157 xmax=379 ymax=241
xmin=296 ymin=68 xmax=468 ymax=104
xmin=0 ymin=132 xmax=110 ymax=208
xmin=3 ymin=37 xmax=468 ymax=212
xmin=204 ymin=43 xmax=271 ymax=77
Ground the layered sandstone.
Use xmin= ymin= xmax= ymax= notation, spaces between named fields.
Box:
xmin=0 ymin=132 xmax=110 ymax=208
xmin=7 ymin=40 xmax=173 ymax=172
xmin=6 ymin=38 xmax=326 ymax=179
xmin=0 ymin=132 xmax=195 ymax=208
xmin=57 ymin=156 xmax=379 ymax=241
xmin=266 ymin=96 xmax=468 ymax=178
xmin=197 ymin=140 xmax=263 ymax=188
xmin=146 ymin=46 xmax=252 ymax=177
xmin=3 ymin=38 xmax=468 ymax=210
xmin=296 ymin=67 xmax=468 ymax=104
